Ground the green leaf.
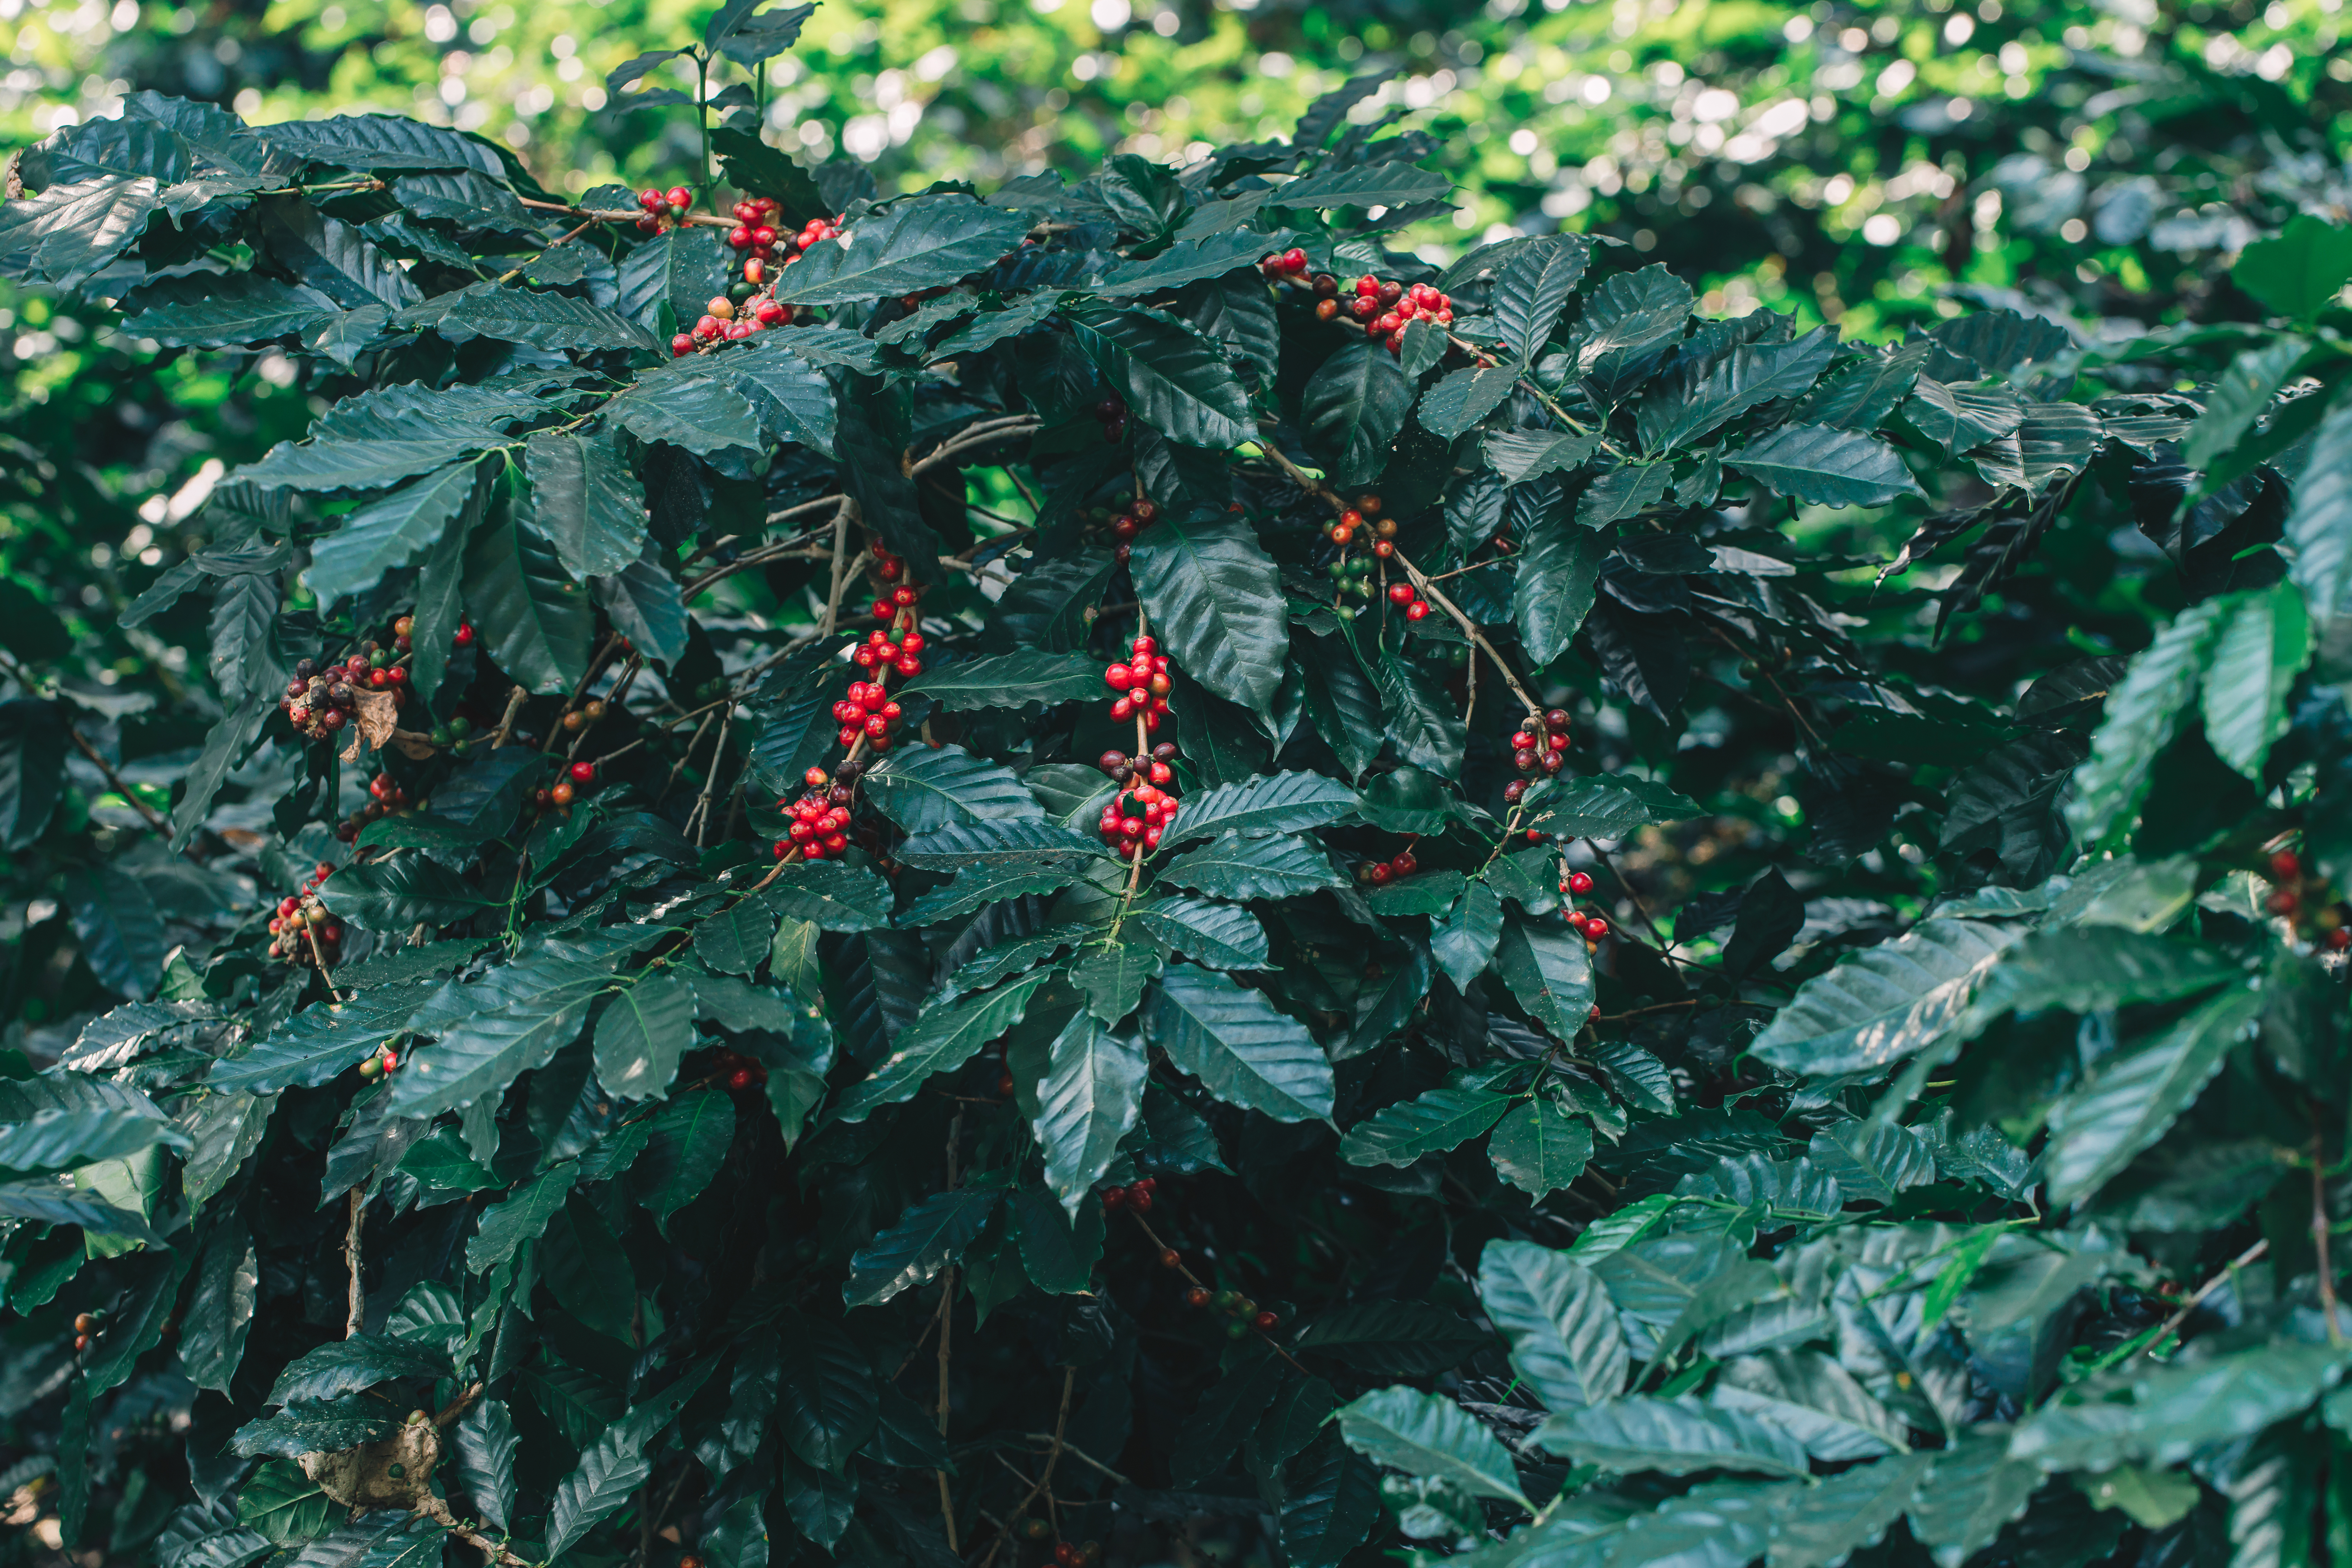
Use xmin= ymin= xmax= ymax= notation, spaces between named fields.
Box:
xmin=776 ymin=194 xmax=1029 ymax=305
xmin=0 ymin=174 xmax=159 ymax=288
xmin=1766 ymin=1452 xmax=1932 ymax=1568
xmin=1271 ymin=163 xmax=1453 ymax=208
xmin=1492 ymin=234 xmax=1588 ymax=362
xmin=2181 ymin=336 xmax=2308 ymax=472
xmin=629 ymin=1090 xmax=736 ymax=1223
xmin=396 ymin=281 xmax=659 ymax=351
xmin=1416 ymin=362 xmax=1519 ymax=439
xmin=614 ymin=226 xmax=731 ymax=331
xmin=1034 ymin=1014 xmax=1148 ymax=1214
xmin=1532 ymin=1394 xmax=1810 ymax=1477
xmin=0 ymin=699 xmax=66 ymax=850
xmin=901 ymin=651 xmax=1108 ymax=711
xmin=208 ymin=983 xmax=435 ymax=1093
xmin=267 ymin=1333 xmax=450 ymax=1405
xmin=1373 ymin=651 xmax=1466 ymax=776
xmin=863 ymin=743 xmax=1046 ymax=834
xmin=1129 ymin=895 xmax=1269 ymax=970
xmin=1129 ymin=509 xmax=1288 ymax=716
xmin=2064 ymin=595 xmax=2231 ymax=843
xmin=1011 ymin=1184 xmax=1105 ymax=1294
xmin=1280 ymin=1427 xmax=1383 ymax=1568
xmin=1332 ymin=1386 xmax=1531 ymax=1509
xmin=1163 ymin=770 xmax=1357 ymax=848
xmin=899 ymin=857 xmax=1081 ymax=925
xmin=1748 ymin=917 xmax=2021 ymax=1077
xmin=1477 ymin=1239 xmax=1628 ymax=1409
xmin=230 ymin=1397 xmax=396 ymax=1459
xmin=1905 ymin=1432 xmax=2046 ymax=1566
xmin=2201 ymin=580 xmax=2311 ymax=781
xmin=124 ymin=273 xmax=340 ymax=348
xmin=1903 ymin=377 xmax=2026 ymax=452
xmin=1487 ymin=1095 xmax=1593 ymax=1198
xmin=1142 ymin=963 xmax=1332 ymax=1122
xmin=2287 ymin=391 xmax=2352 ymax=623
xmin=1484 ymin=428 xmax=1598 ymax=485
xmin=775 ymin=1312 xmax=878 ymax=1473
xmin=546 ymin=1421 xmax=652 ymax=1558
xmin=393 ymin=986 xmax=601 ymax=1121
xmin=1303 ymin=338 xmax=1411 ymax=489
xmin=2232 ymin=213 xmax=2352 ymax=322
xmin=1729 ymin=424 xmax=1924 ymax=507
xmin=452 ymin=1397 xmax=520 ymax=1532
xmin=761 ymin=859 xmax=895 ymax=932
xmin=1093 ymin=227 xmax=1294 ymax=294
xmin=524 ymin=431 xmax=646 ymax=582
xmin=1069 ymin=302 xmax=1253 ymax=447
xmin=258 ymin=113 xmax=504 ymax=173
xmin=462 ymin=510 xmax=592 ymax=695
xmin=1068 ymin=939 xmax=1161 ymax=1023
xmin=468 ymin=1161 xmax=581 ymax=1272
xmin=1173 ymin=1347 xmax=1286 ymax=1487
xmin=1295 ymin=1300 xmax=1489 ymax=1375
xmin=1492 ymin=915 xmax=1594 ymax=1042
xmin=1513 ymin=509 xmax=1605 ymax=664
xmin=236 ymin=1460 xmax=335 ymax=1545
xmin=302 ymin=461 xmax=480 ymax=611
xmin=0 ymin=1104 xmax=186 ymax=1172
xmin=64 ymin=863 xmax=166 ymax=1001
xmin=1522 ymin=772 xmax=1701 ymax=841
xmin=844 ymin=1186 xmax=1001 ymax=1307
xmin=1295 ymin=631 xmax=1383 ymax=781
xmin=1430 ymin=881 xmax=1504 ymax=989
xmin=604 ymin=358 xmax=765 ymax=456
xmin=831 ymin=970 xmax=1054 ymax=1123
xmin=2044 ymin=983 xmax=2264 ymax=1206
xmin=180 ymin=1225 xmax=259 ymax=1395
xmin=1338 ymin=1074 xmax=1512 ymax=1166
xmin=1712 ymin=1349 xmax=1908 ymax=1461
xmin=694 ymin=896 xmax=779 ymax=977
xmin=1636 ymin=328 xmax=1837 ymax=454
xmin=1155 ymin=832 xmax=1344 ymax=902
xmin=1805 ymin=1119 xmax=1936 ymax=1205
xmin=592 ymin=972 xmax=696 ymax=1101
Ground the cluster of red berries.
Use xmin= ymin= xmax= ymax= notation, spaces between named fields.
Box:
xmin=1100 ymin=1176 xmax=1157 ymax=1213
xmin=70 ymin=1309 xmax=101 ymax=1353
xmin=1096 ymin=742 xmax=1182 ymax=857
xmin=1263 ymin=250 xmax=1459 ymax=356
xmin=1509 ymin=709 xmax=1574 ymax=777
xmin=1103 ymin=633 xmax=1173 ymax=731
xmin=2265 ymin=850 xmax=2351 ymax=950
xmin=335 ymin=767 xmax=420 ymax=843
xmin=710 ymin=1048 xmax=769 ymax=1092
xmin=1092 ymin=393 xmax=1127 ymax=447
xmin=266 ymin=863 xmax=344 ymax=968
xmin=778 ymin=764 xmax=861 ymax=861
xmin=1556 ymin=869 xmax=1612 ymax=941
xmin=865 ymin=540 xmax=922 ymax=612
xmin=1180 ymin=1284 xmax=1279 ymax=1335
xmin=1383 ymin=580 xmax=1432 ymax=621
xmin=671 ymin=202 xmax=848 ymax=356
xmin=1107 ymin=495 xmax=1160 ymax=564
xmin=1324 ymin=494 xmax=1397 ymax=554
xmin=1046 ymin=1540 xmax=1103 ymax=1567
xmin=831 ymin=679 xmax=907 ymax=756
xmin=633 ymin=184 xmax=695 ymax=233
xmin=851 ymin=625 xmax=926 ymax=680
xmin=533 ymin=761 xmax=597 ymax=814
xmin=1354 ymin=848 xmax=1419 ymax=887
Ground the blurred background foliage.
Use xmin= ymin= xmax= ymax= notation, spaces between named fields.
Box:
xmin=0 ymin=0 xmax=2347 ymax=960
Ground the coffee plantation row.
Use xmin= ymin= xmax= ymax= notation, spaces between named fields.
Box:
xmin=1 ymin=15 xmax=2350 ymax=1568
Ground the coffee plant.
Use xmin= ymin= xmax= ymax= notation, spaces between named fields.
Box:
xmin=2 ymin=10 xmax=2351 ymax=1567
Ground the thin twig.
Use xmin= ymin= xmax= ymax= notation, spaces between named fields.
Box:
xmin=486 ymin=685 xmax=528 ymax=749
xmin=1584 ymin=838 xmax=1675 ymax=956
xmin=1019 ymin=1435 xmax=1129 ymax=1486
xmin=908 ymin=414 xmax=1042 ymax=478
xmin=67 ymin=727 xmax=168 ymax=831
xmin=2147 ymin=1238 xmax=2269 ymax=1358
xmin=686 ymin=705 xmax=735 ymax=848
xmin=821 ymin=497 xmax=859 ymax=636
xmin=978 ymin=1366 xmax=1076 ymax=1568
xmin=1252 ymin=436 xmax=1539 ymax=714
xmin=345 ymin=1189 xmax=366 ymax=1337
